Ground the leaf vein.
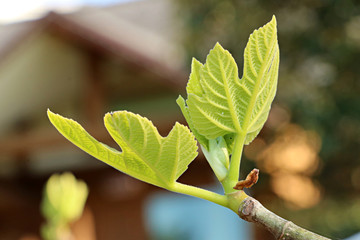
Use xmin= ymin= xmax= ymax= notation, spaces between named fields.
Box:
xmin=196 ymin=105 xmax=235 ymax=132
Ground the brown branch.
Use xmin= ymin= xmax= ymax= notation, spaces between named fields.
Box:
xmin=238 ymin=197 xmax=331 ymax=240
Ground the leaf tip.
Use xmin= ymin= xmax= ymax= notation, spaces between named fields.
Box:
xmin=173 ymin=122 xmax=195 ymax=140
xmin=211 ymin=42 xmax=234 ymax=61
xmin=173 ymin=121 xmax=187 ymax=132
xmin=271 ymin=15 xmax=277 ymax=24
xmin=213 ymin=42 xmax=224 ymax=51
xmin=104 ymin=111 xmax=112 ymax=119
xmin=47 ymin=108 xmax=52 ymax=117
xmin=191 ymin=57 xmax=202 ymax=66
xmin=104 ymin=111 xmax=124 ymax=122
xmin=47 ymin=108 xmax=61 ymax=124
xmin=176 ymin=95 xmax=185 ymax=105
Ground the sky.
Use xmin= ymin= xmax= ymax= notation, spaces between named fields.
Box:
xmin=0 ymin=0 xmax=134 ymax=24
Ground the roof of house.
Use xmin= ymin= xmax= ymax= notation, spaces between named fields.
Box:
xmin=0 ymin=0 xmax=185 ymax=84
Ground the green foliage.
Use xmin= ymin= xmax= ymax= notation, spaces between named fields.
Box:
xmin=41 ymin=172 xmax=88 ymax=240
xmin=48 ymin=110 xmax=198 ymax=189
xmin=177 ymin=17 xmax=278 ymax=186
xmin=178 ymin=17 xmax=278 ymax=145
xmin=48 ymin=17 xmax=279 ymax=207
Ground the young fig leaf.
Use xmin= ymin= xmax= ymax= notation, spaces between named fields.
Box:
xmin=47 ymin=110 xmax=198 ymax=189
xmin=177 ymin=59 xmax=235 ymax=153
xmin=178 ymin=16 xmax=279 ymax=145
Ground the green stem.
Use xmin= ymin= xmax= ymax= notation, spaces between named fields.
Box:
xmin=222 ymin=133 xmax=246 ymax=194
xmin=171 ymin=182 xmax=228 ymax=207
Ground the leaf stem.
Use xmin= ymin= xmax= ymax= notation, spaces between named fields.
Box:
xmin=171 ymin=182 xmax=228 ymax=207
xmin=222 ymin=133 xmax=246 ymax=194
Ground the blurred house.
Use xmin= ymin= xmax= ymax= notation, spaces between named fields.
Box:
xmin=0 ymin=1 xmax=220 ymax=239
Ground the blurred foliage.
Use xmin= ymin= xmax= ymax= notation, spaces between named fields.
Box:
xmin=175 ymin=0 xmax=360 ymax=238
xmin=41 ymin=172 xmax=88 ymax=240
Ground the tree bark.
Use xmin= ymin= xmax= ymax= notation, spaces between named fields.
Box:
xmin=238 ymin=197 xmax=331 ymax=240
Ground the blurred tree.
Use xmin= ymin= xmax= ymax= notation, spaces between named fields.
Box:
xmin=175 ymin=0 xmax=360 ymax=238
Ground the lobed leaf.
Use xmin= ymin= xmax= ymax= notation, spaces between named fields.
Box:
xmin=178 ymin=16 xmax=279 ymax=146
xmin=48 ymin=110 xmax=198 ymax=189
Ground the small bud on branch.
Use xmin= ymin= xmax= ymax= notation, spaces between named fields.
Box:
xmin=233 ymin=168 xmax=259 ymax=190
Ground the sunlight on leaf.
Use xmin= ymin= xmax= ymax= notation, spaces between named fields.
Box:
xmin=48 ymin=110 xmax=198 ymax=189
xmin=178 ymin=16 xmax=279 ymax=145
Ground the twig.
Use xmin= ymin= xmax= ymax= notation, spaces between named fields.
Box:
xmin=238 ymin=197 xmax=331 ymax=240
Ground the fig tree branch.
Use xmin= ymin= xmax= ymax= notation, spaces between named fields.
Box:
xmin=238 ymin=197 xmax=331 ymax=240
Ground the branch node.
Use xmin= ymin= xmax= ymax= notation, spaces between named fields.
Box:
xmin=241 ymin=197 xmax=255 ymax=217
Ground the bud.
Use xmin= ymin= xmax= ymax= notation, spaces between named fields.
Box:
xmin=201 ymin=136 xmax=230 ymax=181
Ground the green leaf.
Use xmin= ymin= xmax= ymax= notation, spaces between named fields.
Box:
xmin=177 ymin=58 xmax=235 ymax=153
xmin=48 ymin=110 xmax=198 ymax=189
xmin=186 ymin=42 xmax=240 ymax=138
xmin=241 ymin=16 xmax=279 ymax=144
xmin=179 ymin=16 xmax=279 ymax=145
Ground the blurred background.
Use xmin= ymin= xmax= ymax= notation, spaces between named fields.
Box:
xmin=0 ymin=0 xmax=359 ymax=239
